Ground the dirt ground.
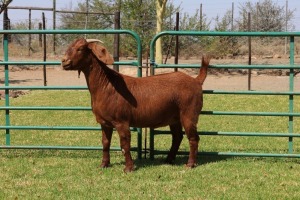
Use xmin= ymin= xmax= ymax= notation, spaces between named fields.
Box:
xmin=1 ymin=65 xmax=299 ymax=92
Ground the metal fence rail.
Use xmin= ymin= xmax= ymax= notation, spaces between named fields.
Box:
xmin=0 ymin=29 xmax=143 ymax=159
xmin=149 ymin=31 xmax=300 ymax=159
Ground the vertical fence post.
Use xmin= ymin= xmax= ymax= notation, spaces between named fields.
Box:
xmin=200 ymin=4 xmax=203 ymax=30
xmin=113 ymin=11 xmax=120 ymax=72
xmin=149 ymin=128 xmax=155 ymax=159
xmin=39 ymin=22 xmax=42 ymax=47
xmin=3 ymin=9 xmax=10 ymax=145
xmin=288 ymin=35 xmax=294 ymax=153
xmin=28 ymin=9 xmax=32 ymax=56
xmin=53 ymin=0 xmax=56 ymax=54
xmin=42 ymin=13 xmax=47 ymax=86
xmin=174 ymin=12 xmax=179 ymax=72
xmin=248 ymin=12 xmax=252 ymax=91
xmin=285 ymin=0 xmax=288 ymax=54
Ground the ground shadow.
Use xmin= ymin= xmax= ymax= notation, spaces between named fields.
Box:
xmin=133 ymin=154 xmax=233 ymax=171
xmin=0 ymin=78 xmax=42 ymax=85
xmin=0 ymin=148 xmax=232 ymax=170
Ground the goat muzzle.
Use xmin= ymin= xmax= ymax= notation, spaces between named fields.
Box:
xmin=61 ymin=58 xmax=72 ymax=70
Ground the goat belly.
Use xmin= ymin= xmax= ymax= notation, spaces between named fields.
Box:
xmin=129 ymin=106 xmax=180 ymax=128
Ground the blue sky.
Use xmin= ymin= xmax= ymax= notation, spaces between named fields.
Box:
xmin=2 ymin=0 xmax=300 ymax=31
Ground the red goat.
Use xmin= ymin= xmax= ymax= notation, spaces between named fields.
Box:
xmin=61 ymin=38 xmax=210 ymax=172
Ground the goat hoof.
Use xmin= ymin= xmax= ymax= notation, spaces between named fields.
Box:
xmin=100 ymin=162 xmax=110 ymax=168
xmin=123 ymin=165 xmax=135 ymax=173
xmin=185 ymin=163 xmax=197 ymax=168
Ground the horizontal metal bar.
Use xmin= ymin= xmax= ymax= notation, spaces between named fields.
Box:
xmin=0 ymin=61 xmax=60 ymax=65
xmin=0 ymin=145 xmax=113 ymax=150
xmin=155 ymin=64 xmax=300 ymax=69
xmin=1 ymin=61 xmax=297 ymax=69
xmin=0 ymin=125 xmax=138 ymax=131
xmin=2 ymin=86 xmax=299 ymax=95
xmin=2 ymin=30 xmax=300 ymax=37
xmin=3 ymin=107 xmax=299 ymax=116
xmin=204 ymin=90 xmax=300 ymax=95
xmin=0 ymin=86 xmax=88 ymax=90
xmin=0 ymin=125 xmax=101 ymax=131
xmin=0 ymin=29 xmax=139 ymax=35
xmin=8 ymin=6 xmax=53 ymax=11
xmin=0 ymin=61 xmax=138 ymax=66
xmin=200 ymin=131 xmax=300 ymax=137
xmin=153 ymin=150 xmax=300 ymax=158
xmin=0 ymin=106 xmax=91 ymax=111
xmin=153 ymin=130 xmax=300 ymax=137
xmin=116 ymin=61 xmax=139 ymax=66
xmin=201 ymin=111 xmax=300 ymax=117
xmin=214 ymin=64 xmax=300 ymax=69
xmin=0 ymin=145 xmax=138 ymax=151
xmin=156 ymin=30 xmax=300 ymax=37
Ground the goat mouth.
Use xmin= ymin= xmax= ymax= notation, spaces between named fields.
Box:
xmin=62 ymin=63 xmax=72 ymax=70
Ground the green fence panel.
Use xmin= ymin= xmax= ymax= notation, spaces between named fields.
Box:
xmin=0 ymin=29 xmax=143 ymax=159
xmin=149 ymin=31 xmax=300 ymax=159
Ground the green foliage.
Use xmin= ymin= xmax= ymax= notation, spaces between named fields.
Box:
xmin=119 ymin=0 xmax=157 ymax=57
xmin=237 ymin=0 xmax=295 ymax=31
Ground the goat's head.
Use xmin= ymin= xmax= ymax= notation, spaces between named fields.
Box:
xmin=61 ymin=38 xmax=114 ymax=71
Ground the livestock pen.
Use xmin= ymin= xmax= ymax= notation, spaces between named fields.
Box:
xmin=1 ymin=30 xmax=300 ymax=199
xmin=1 ymin=30 xmax=300 ymax=161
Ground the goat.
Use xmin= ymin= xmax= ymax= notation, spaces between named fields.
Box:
xmin=61 ymin=38 xmax=210 ymax=172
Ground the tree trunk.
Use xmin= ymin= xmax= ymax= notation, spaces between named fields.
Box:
xmin=155 ymin=0 xmax=167 ymax=64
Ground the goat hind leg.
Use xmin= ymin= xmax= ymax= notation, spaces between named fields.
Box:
xmin=182 ymin=121 xmax=199 ymax=168
xmin=166 ymin=123 xmax=183 ymax=164
xmin=186 ymin=133 xmax=199 ymax=168
xmin=100 ymin=125 xmax=113 ymax=168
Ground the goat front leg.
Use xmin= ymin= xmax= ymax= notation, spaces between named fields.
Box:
xmin=100 ymin=125 xmax=113 ymax=168
xmin=115 ymin=124 xmax=134 ymax=172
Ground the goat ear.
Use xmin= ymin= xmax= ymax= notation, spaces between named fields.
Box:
xmin=88 ymin=42 xmax=114 ymax=65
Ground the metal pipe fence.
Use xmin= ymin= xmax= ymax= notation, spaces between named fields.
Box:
xmin=149 ymin=31 xmax=300 ymax=159
xmin=0 ymin=29 xmax=143 ymax=159
xmin=1 ymin=29 xmax=300 ymax=161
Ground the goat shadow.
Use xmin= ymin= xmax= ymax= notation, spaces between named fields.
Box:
xmin=1 ymin=149 xmax=231 ymax=170
xmin=133 ymin=154 xmax=233 ymax=171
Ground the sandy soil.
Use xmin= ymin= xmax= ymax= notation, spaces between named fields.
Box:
xmin=1 ymin=66 xmax=299 ymax=93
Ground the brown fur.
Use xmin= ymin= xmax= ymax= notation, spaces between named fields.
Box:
xmin=61 ymin=38 xmax=210 ymax=172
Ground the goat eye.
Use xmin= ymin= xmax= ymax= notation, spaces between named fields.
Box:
xmin=77 ymin=47 xmax=85 ymax=52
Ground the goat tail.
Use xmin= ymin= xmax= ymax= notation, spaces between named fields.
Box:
xmin=196 ymin=55 xmax=211 ymax=85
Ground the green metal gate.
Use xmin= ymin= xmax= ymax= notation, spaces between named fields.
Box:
xmin=2 ymin=30 xmax=300 ymax=160
xmin=149 ymin=31 xmax=300 ymax=159
xmin=0 ymin=29 xmax=143 ymax=159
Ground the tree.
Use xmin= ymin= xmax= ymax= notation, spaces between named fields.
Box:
xmin=237 ymin=0 xmax=295 ymax=31
xmin=119 ymin=0 xmax=157 ymax=57
xmin=213 ymin=10 xmax=239 ymax=57
xmin=155 ymin=0 xmax=168 ymax=64
xmin=178 ymin=10 xmax=211 ymax=59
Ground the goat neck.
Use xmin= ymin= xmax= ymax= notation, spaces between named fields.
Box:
xmin=81 ymin=54 xmax=120 ymax=94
